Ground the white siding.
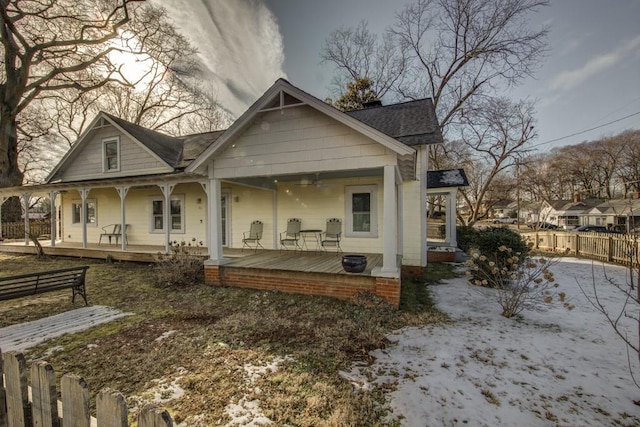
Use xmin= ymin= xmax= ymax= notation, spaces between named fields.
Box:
xmin=213 ymin=106 xmax=396 ymax=179
xmin=61 ymin=125 xmax=172 ymax=182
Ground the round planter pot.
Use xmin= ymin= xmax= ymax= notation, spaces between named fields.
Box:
xmin=342 ymin=254 xmax=368 ymax=273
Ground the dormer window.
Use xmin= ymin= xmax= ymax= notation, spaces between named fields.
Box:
xmin=103 ymin=138 xmax=120 ymax=172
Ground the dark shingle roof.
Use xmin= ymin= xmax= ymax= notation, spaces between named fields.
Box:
xmin=103 ymin=113 xmax=184 ymax=167
xmin=345 ymin=99 xmax=443 ymax=146
xmin=427 ymin=169 xmax=469 ymax=188
xmin=179 ymin=130 xmax=226 ymax=168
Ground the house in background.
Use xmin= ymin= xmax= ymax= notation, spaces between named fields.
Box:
xmin=538 ymin=196 xmax=603 ymax=229
xmin=0 ymin=79 xmax=446 ymax=308
xmin=490 ymin=200 xmax=518 ymax=219
xmin=584 ymin=198 xmax=640 ymax=232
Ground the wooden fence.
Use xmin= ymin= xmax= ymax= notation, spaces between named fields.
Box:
xmin=521 ymin=231 xmax=640 ymax=267
xmin=0 ymin=349 xmax=173 ymax=427
xmin=1 ymin=222 xmax=51 ymax=240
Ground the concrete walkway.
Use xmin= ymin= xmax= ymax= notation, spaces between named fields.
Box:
xmin=0 ymin=305 xmax=133 ymax=352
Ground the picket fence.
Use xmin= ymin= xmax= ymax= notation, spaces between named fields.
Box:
xmin=521 ymin=231 xmax=640 ymax=267
xmin=0 ymin=349 xmax=173 ymax=427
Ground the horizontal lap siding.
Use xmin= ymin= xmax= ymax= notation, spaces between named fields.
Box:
xmin=62 ymin=126 xmax=171 ymax=181
xmin=213 ymin=106 xmax=396 ymax=179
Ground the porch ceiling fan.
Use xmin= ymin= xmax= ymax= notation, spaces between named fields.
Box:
xmin=295 ymin=173 xmax=335 ymax=188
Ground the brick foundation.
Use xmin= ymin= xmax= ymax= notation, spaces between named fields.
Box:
xmin=204 ymin=265 xmax=401 ymax=309
xmin=427 ymin=250 xmax=456 ymax=262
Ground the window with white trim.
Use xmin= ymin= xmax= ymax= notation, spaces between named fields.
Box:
xmin=103 ymin=138 xmax=120 ymax=172
xmin=151 ymin=195 xmax=185 ymax=233
xmin=71 ymin=199 xmax=97 ymax=225
xmin=345 ymin=185 xmax=377 ymax=238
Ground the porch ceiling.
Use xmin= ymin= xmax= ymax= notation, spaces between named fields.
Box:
xmin=223 ymin=168 xmax=385 ymax=190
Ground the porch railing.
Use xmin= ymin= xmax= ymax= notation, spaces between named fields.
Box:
xmin=1 ymin=220 xmax=51 ymax=239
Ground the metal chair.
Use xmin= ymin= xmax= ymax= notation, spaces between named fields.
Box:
xmin=242 ymin=220 xmax=264 ymax=252
xmin=280 ymin=218 xmax=302 ymax=251
xmin=321 ymin=218 xmax=342 ymax=252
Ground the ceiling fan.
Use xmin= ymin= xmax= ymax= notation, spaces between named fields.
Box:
xmin=295 ymin=173 xmax=335 ymax=188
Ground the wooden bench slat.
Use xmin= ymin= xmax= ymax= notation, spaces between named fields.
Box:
xmin=0 ymin=266 xmax=89 ymax=305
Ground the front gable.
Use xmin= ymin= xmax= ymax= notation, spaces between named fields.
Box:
xmin=187 ymin=79 xmax=416 ymax=179
xmin=47 ymin=113 xmax=176 ymax=183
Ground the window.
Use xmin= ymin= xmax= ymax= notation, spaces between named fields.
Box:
xmin=103 ymin=138 xmax=120 ymax=172
xmin=71 ymin=199 xmax=96 ymax=225
xmin=345 ymin=185 xmax=377 ymax=237
xmin=151 ymin=195 xmax=184 ymax=233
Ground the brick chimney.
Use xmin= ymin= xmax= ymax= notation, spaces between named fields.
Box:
xmin=573 ymin=193 xmax=580 ymax=203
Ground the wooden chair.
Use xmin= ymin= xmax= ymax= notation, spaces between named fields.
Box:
xmin=242 ymin=220 xmax=264 ymax=252
xmin=321 ymin=218 xmax=342 ymax=252
xmin=280 ymin=218 xmax=302 ymax=251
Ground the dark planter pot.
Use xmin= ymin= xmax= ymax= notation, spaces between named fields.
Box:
xmin=342 ymin=254 xmax=367 ymax=273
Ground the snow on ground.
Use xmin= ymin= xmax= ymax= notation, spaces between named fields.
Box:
xmin=346 ymin=257 xmax=640 ymax=426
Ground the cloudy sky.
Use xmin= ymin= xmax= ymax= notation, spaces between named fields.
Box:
xmin=156 ymin=0 xmax=640 ymax=152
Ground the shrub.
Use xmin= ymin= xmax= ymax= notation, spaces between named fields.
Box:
xmin=456 ymin=225 xmax=477 ymax=253
xmin=154 ymin=240 xmax=204 ymax=288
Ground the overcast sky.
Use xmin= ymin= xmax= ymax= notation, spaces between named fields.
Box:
xmin=157 ymin=0 xmax=640 ymax=152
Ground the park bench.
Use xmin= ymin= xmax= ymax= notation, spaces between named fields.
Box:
xmin=0 ymin=266 xmax=89 ymax=305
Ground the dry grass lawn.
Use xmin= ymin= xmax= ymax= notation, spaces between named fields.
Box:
xmin=0 ymin=253 xmax=452 ymax=426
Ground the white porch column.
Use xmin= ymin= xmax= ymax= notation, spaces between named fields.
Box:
xmin=207 ymin=171 xmax=225 ymax=263
xmin=159 ymin=183 xmax=175 ymax=253
xmin=0 ymin=196 xmax=6 ymax=240
xmin=397 ymin=179 xmax=403 ymax=257
xmin=116 ymin=186 xmax=130 ymax=251
xmin=49 ymin=191 xmax=58 ymax=247
xmin=199 ymin=182 xmax=210 ymax=252
xmin=22 ymin=193 xmax=31 ymax=245
xmin=79 ymin=188 xmax=91 ymax=249
xmin=447 ymin=188 xmax=458 ymax=247
xmin=419 ymin=147 xmax=428 ymax=266
xmin=272 ymin=189 xmax=278 ymax=249
xmin=381 ymin=165 xmax=398 ymax=275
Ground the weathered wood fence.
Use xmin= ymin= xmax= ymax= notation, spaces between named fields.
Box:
xmin=0 ymin=349 xmax=173 ymax=427
xmin=1 ymin=222 xmax=51 ymax=240
xmin=521 ymin=231 xmax=640 ymax=267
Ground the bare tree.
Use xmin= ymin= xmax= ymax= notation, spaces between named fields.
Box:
xmin=617 ymin=130 xmax=640 ymax=196
xmin=0 ymin=0 xmax=144 ymax=187
xmin=454 ymin=97 xmax=536 ymax=225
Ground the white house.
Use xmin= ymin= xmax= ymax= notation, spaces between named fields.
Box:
xmin=0 ymin=79 xmax=445 ymax=307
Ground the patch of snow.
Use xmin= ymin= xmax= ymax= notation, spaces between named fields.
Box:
xmin=155 ymin=330 xmax=177 ymax=341
xmin=347 ymin=257 xmax=640 ymax=426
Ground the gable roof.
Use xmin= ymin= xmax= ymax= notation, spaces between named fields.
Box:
xmin=426 ymin=169 xmax=469 ymax=188
xmin=102 ymin=113 xmax=184 ymax=167
xmin=345 ymin=99 xmax=442 ymax=146
xmin=186 ymin=79 xmax=438 ymax=174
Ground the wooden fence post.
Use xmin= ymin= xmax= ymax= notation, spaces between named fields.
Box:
xmin=0 ymin=349 xmax=7 ymax=427
xmin=31 ymin=361 xmax=59 ymax=427
xmin=138 ymin=404 xmax=174 ymax=427
xmin=96 ymin=389 xmax=128 ymax=426
xmin=61 ymin=374 xmax=90 ymax=427
xmin=3 ymin=351 xmax=31 ymax=427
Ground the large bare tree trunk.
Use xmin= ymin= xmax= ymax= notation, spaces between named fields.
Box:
xmin=0 ymin=112 xmax=23 ymax=187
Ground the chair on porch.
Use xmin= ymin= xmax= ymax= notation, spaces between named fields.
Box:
xmin=280 ymin=218 xmax=302 ymax=251
xmin=99 ymin=224 xmax=128 ymax=245
xmin=321 ymin=218 xmax=342 ymax=252
xmin=242 ymin=220 xmax=264 ymax=252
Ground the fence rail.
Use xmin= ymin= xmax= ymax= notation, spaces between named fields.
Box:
xmin=521 ymin=231 xmax=640 ymax=267
xmin=1 ymin=221 xmax=51 ymax=240
xmin=1 ymin=349 xmax=173 ymax=427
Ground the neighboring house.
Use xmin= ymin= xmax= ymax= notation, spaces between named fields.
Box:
xmin=539 ymin=196 xmax=603 ymax=229
xmin=584 ymin=198 xmax=640 ymax=232
xmin=490 ymin=200 xmax=517 ymax=219
xmin=0 ymin=79 xmax=445 ymax=307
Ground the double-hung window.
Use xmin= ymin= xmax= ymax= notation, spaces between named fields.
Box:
xmin=103 ymin=137 xmax=120 ymax=172
xmin=71 ymin=199 xmax=97 ymax=225
xmin=151 ymin=195 xmax=185 ymax=233
xmin=345 ymin=185 xmax=377 ymax=237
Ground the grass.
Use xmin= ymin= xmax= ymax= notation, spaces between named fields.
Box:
xmin=0 ymin=253 xmax=455 ymax=425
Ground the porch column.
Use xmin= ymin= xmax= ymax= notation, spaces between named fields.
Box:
xmin=159 ymin=183 xmax=175 ymax=253
xmin=446 ymin=188 xmax=458 ymax=247
xmin=272 ymin=189 xmax=278 ymax=249
xmin=200 ymin=182 xmax=210 ymax=252
xmin=419 ymin=147 xmax=428 ymax=266
xmin=49 ymin=191 xmax=58 ymax=247
xmin=207 ymin=173 xmax=224 ymax=263
xmin=116 ymin=186 xmax=130 ymax=251
xmin=22 ymin=193 xmax=31 ymax=245
xmin=0 ymin=196 xmax=6 ymax=240
xmin=381 ymin=165 xmax=398 ymax=275
xmin=396 ymin=176 xmax=403 ymax=257
xmin=79 ymin=188 xmax=91 ymax=249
